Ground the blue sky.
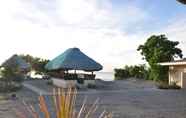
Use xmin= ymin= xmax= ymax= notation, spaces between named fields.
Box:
xmin=111 ymin=0 xmax=186 ymax=33
xmin=0 ymin=0 xmax=186 ymax=72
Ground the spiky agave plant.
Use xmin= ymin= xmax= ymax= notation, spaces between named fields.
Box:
xmin=16 ymin=88 xmax=112 ymax=118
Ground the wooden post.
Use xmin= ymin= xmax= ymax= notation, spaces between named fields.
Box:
xmin=181 ymin=71 xmax=183 ymax=88
xmin=74 ymin=70 xmax=76 ymax=74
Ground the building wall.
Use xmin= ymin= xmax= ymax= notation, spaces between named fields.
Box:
xmin=84 ymin=80 xmax=95 ymax=86
xmin=182 ymin=73 xmax=186 ymax=88
xmin=169 ymin=70 xmax=181 ymax=87
xmin=52 ymin=78 xmax=95 ymax=88
xmin=169 ymin=65 xmax=186 ymax=88
xmin=52 ymin=78 xmax=77 ymax=88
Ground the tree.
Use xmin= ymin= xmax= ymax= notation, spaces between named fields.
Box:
xmin=129 ymin=65 xmax=149 ymax=79
xmin=114 ymin=68 xmax=130 ymax=79
xmin=114 ymin=64 xmax=149 ymax=80
xmin=19 ymin=54 xmax=49 ymax=75
xmin=137 ymin=34 xmax=183 ymax=81
xmin=1 ymin=67 xmax=24 ymax=83
xmin=177 ymin=0 xmax=186 ymax=4
xmin=0 ymin=61 xmax=24 ymax=92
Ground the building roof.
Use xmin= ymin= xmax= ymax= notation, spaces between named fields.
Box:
xmin=1 ymin=54 xmax=31 ymax=70
xmin=45 ymin=48 xmax=103 ymax=71
xmin=159 ymin=58 xmax=186 ymax=66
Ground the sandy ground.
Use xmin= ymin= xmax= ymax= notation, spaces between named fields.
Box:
xmin=2 ymin=79 xmax=186 ymax=118
xmin=0 ymin=98 xmax=18 ymax=118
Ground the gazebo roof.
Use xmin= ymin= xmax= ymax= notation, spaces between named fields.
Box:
xmin=2 ymin=54 xmax=30 ymax=70
xmin=45 ymin=48 xmax=103 ymax=71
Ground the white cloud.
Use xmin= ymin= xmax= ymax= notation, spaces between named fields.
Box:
xmin=154 ymin=17 xmax=186 ymax=58
xmin=0 ymin=0 xmax=150 ymax=72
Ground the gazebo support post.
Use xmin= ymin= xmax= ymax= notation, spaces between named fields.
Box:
xmin=74 ymin=70 xmax=76 ymax=74
xmin=91 ymin=71 xmax=95 ymax=80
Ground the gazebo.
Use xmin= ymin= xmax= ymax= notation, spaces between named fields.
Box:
xmin=1 ymin=54 xmax=30 ymax=73
xmin=45 ymin=48 xmax=103 ymax=88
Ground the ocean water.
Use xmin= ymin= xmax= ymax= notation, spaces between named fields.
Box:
xmin=95 ymin=72 xmax=114 ymax=81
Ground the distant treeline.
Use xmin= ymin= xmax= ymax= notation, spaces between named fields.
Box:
xmin=114 ymin=65 xmax=150 ymax=80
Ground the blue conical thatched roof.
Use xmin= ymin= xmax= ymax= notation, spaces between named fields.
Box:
xmin=45 ymin=48 xmax=103 ymax=71
xmin=2 ymin=54 xmax=30 ymax=70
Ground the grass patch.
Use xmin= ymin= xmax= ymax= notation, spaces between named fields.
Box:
xmin=0 ymin=95 xmax=8 ymax=100
xmin=157 ymin=82 xmax=181 ymax=89
xmin=87 ymin=83 xmax=96 ymax=89
xmin=0 ymin=81 xmax=22 ymax=93
xmin=46 ymin=80 xmax=53 ymax=85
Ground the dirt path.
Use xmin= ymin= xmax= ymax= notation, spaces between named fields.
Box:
xmin=20 ymin=79 xmax=186 ymax=118
xmin=0 ymin=99 xmax=18 ymax=118
xmin=23 ymin=83 xmax=48 ymax=95
xmin=2 ymin=79 xmax=186 ymax=118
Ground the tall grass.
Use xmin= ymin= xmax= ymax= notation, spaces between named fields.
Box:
xmin=16 ymin=88 xmax=112 ymax=118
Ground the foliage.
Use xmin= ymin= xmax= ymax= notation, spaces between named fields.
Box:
xmin=19 ymin=54 xmax=49 ymax=75
xmin=87 ymin=83 xmax=96 ymax=89
xmin=0 ymin=79 xmax=22 ymax=93
xmin=114 ymin=64 xmax=149 ymax=80
xmin=1 ymin=67 xmax=24 ymax=82
xmin=114 ymin=69 xmax=130 ymax=79
xmin=16 ymin=88 xmax=112 ymax=118
xmin=157 ymin=81 xmax=181 ymax=89
xmin=46 ymin=80 xmax=53 ymax=85
xmin=137 ymin=34 xmax=183 ymax=81
xmin=0 ymin=95 xmax=9 ymax=100
xmin=0 ymin=58 xmax=25 ymax=92
xmin=1 ymin=65 xmax=24 ymax=81
xmin=177 ymin=0 xmax=186 ymax=4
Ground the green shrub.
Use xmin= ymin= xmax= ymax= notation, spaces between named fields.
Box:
xmin=114 ymin=65 xmax=149 ymax=80
xmin=114 ymin=69 xmax=130 ymax=80
xmin=157 ymin=82 xmax=181 ymax=89
xmin=77 ymin=78 xmax=84 ymax=84
xmin=0 ymin=81 xmax=22 ymax=93
xmin=46 ymin=80 xmax=53 ymax=85
xmin=87 ymin=83 xmax=96 ymax=89
xmin=0 ymin=95 xmax=8 ymax=100
xmin=9 ymin=84 xmax=22 ymax=92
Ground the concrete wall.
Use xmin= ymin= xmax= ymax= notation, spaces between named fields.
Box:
xmin=169 ymin=65 xmax=186 ymax=88
xmin=182 ymin=73 xmax=186 ymax=88
xmin=52 ymin=78 xmax=77 ymax=88
xmin=84 ymin=80 xmax=96 ymax=86
xmin=52 ymin=78 xmax=95 ymax=88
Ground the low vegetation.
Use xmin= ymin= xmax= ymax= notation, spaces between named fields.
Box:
xmin=46 ymin=80 xmax=53 ymax=86
xmin=157 ymin=82 xmax=181 ymax=89
xmin=87 ymin=83 xmax=96 ymax=89
xmin=0 ymin=66 xmax=24 ymax=92
xmin=114 ymin=64 xmax=149 ymax=80
xmin=20 ymin=54 xmax=49 ymax=75
xmin=177 ymin=0 xmax=186 ymax=4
